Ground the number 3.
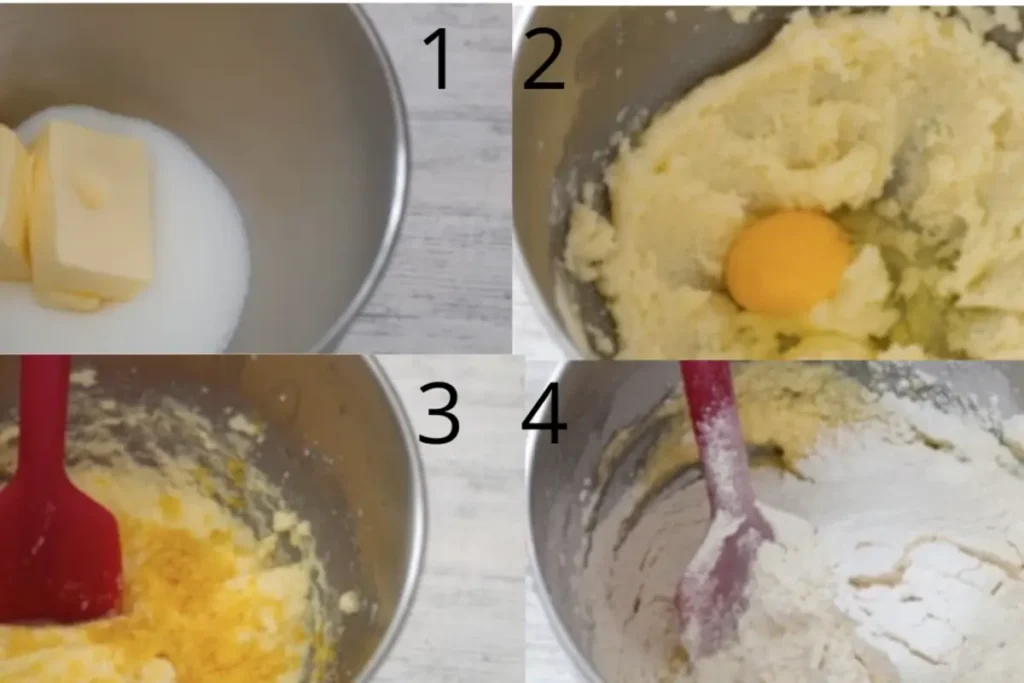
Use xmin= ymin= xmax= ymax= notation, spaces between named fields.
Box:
xmin=420 ymin=381 xmax=460 ymax=445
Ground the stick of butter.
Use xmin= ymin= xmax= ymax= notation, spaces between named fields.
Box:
xmin=30 ymin=120 xmax=153 ymax=302
xmin=0 ymin=125 xmax=30 ymax=282
xmin=33 ymin=289 xmax=103 ymax=313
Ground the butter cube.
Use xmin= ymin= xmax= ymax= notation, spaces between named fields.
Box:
xmin=33 ymin=289 xmax=103 ymax=313
xmin=30 ymin=120 xmax=153 ymax=302
xmin=0 ymin=125 xmax=30 ymax=281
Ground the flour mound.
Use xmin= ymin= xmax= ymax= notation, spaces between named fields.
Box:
xmin=576 ymin=363 xmax=1024 ymax=683
xmin=690 ymin=507 xmax=898 ymax=682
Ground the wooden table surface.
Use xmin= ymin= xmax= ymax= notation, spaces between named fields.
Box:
xmin=514 ymin=272 xmax=568 ymax=362
xmin=374 ymin=355 xmax=525 ymax=683
xmin=350 ymin=6 xmax=571 ymax=682
xmin=339 ymin=5 xmax=513 ymax=354
xmin=369 ymin=361 xmax=577 ymax=683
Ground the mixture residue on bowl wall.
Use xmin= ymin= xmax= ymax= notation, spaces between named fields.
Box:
xmin=575 ymin=363 xmax=1024 ymax=682
xmin=565 ymin=7 xmax=1024 ymax=359
xmin=0 ymin=372 xmax=335 ymax=682
xmin=0 ymin=105 xmax=250 ymax=353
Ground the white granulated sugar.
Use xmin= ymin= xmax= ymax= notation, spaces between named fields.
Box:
xmin=575 ymin=365 xmax=1024 ymax=683
xmin=0 ymin=105 xmax=249 ymax=352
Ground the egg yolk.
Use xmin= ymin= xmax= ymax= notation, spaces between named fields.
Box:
xmin=725 ymin=210 xmax=851 ymax=316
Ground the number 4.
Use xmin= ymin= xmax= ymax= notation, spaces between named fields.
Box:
xmin=522 ymin=382 xmax=568 ymax=444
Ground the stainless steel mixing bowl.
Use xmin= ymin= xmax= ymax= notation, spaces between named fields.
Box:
xmin=0 ymin=355 xmax=426 ymax=682
xmin=512 ymin=7 xmax=1024 ymax=358
xmin=527 ymin=360 xmax=1024 ymax=681
xmin=0 ymin=5 xmax=408 ymax=351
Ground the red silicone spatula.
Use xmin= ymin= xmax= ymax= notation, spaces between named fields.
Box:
xmin=0 ymin=355 xmax=122 ymax=624
xmin=676 ymin=361 xmax=773 ymax=657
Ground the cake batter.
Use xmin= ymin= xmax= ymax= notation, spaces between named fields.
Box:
xmin=0 ymin=377 xmax=332 ymax=682
xmin=566 ymin=8 xmax=1024 ymax=359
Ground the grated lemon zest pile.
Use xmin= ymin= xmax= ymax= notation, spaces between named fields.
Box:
xmin=1 ymin=496 xmax=311 ymax=683
xmin=0 ymin=386 xmax=339 ymax=683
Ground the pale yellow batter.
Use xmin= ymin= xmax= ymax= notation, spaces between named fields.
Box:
xmin=566 ymin=7 xmax=1024 ymax=359
xmin=0 ymin=383 xmax=333 ymax=683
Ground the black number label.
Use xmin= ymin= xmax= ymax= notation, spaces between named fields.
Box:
xmin=523 ymin=28 xmax=564 ymax=90
xmin=424 ymin=27 xmax=446 ymax=90
xmin=420 ymin=381 xmax=459 ymax=444
xmin=522 ymin=382 xmax=568 ymax=444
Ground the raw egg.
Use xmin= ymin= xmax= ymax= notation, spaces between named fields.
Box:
xmin=725 ymin=210 xmax=850 ymax=316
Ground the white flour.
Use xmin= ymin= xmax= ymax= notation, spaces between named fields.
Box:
xmin=676 ymin=510 xmax=742 ymax=657
xmin=575 ymin=365 xmax=1024 ymax=682
xmin=678 ymin=406 xmax=769 ymax=658
xmin=699 ymin=409 xmax=744 ymax=513
xmin=691 ymin=505 xmax=899 ymax=682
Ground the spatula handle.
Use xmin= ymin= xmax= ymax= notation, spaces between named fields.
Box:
xmin=17 ymin=355 xmax=72 ymax=484
xmin=679 ymin=361 xmax=756 ymax=518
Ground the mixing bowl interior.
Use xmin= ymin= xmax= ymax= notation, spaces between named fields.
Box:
xmin=0 ymin=355 xmax=424 ymax=683
xmin=513 ymin=7 xmax=1024 ymax=357
xmin=527 ymin=360 xmax=1024 ymax=681
xmin=514 ymin=8 xmax=794 ymax=357
xmin=0 ymin=5 xmax=407 ymax=352
xmin=528 ymin=361 xmax=682 ymax=681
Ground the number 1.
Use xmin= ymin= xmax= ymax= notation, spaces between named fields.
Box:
xmin=424 ymin=28 xmax=446 ymax=90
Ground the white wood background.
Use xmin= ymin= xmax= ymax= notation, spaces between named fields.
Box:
xmin=375 ymin=355 xmax=525 ymax=683
xmin=339 ymin=5 xmax=513 ymax=354
xmin=514 ymin=274 xmax=567 ymax=361
xmin=347 ymin=6 xmax=576 ymax=682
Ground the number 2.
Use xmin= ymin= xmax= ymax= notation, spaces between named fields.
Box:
xmin=523 ymin=27 xmax=564 ymax=90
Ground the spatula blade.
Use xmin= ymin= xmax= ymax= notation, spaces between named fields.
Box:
xmin=0 ymin=480 xmax=122 ymax=624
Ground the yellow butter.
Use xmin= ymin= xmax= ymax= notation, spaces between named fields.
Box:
xmin=0 ymin=125 xmax=30 ymax=281
xmin=30 ymin=120 xmax=153 ymax=302
xmin=33 ymin=289 xmax=103 ymax=313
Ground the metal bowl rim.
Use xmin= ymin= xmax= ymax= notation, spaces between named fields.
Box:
xmin=525 ymin=360 xmax=604 ymax=683
xmin=312 ymin=5 xmax=412 ymax=353
xmin=356 ymin=356 xmax=428 ymax=683
xmin=512 ymin=7 xmax=594 ymax=361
